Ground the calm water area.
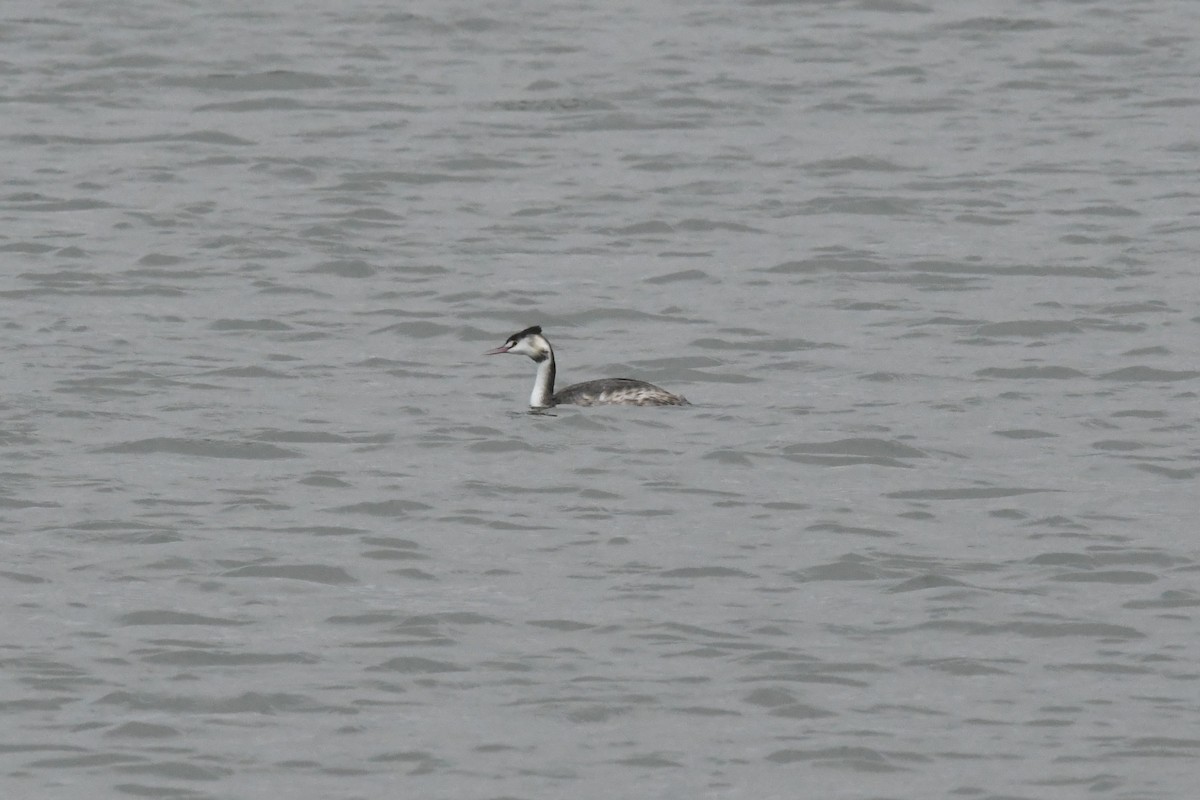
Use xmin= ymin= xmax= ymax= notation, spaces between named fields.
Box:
xmin=2 ymin=1 xmax=1199 ymax=798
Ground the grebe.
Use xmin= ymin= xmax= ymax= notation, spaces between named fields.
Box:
xmin=485 ymin=325 xmax=690 ymax=409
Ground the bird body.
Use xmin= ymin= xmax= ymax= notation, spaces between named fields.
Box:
xmin=485 ymin=326 xmax=689 ymax=409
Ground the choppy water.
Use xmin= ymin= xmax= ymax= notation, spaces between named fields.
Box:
xmin=3 ymin=1 xmax=1199 ymax=798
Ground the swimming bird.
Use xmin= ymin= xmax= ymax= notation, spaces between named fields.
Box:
xmin=485 ymin=325 xmax=689 ymax=408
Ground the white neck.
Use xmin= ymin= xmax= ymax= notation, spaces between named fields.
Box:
xmin=530 ymin=350 xmax=556 ymax=408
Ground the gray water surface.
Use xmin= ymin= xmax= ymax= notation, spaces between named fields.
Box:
xmin=3 ymin=1 xmax=1199 ymax=798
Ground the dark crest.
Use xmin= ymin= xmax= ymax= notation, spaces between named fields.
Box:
xmin=510 ymin=325 xmax=543 ymax=342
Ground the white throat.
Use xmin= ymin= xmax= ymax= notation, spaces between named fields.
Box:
xmin=530 ymin=351 xmax=556 ymax=408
